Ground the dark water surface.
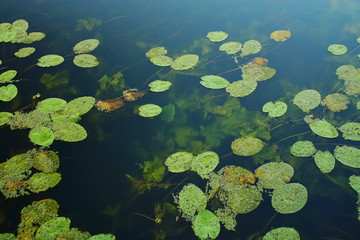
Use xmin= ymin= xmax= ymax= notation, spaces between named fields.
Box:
xmin=0 ymin=0 xmax=360 ymax=239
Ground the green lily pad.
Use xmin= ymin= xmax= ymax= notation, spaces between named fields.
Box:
xmin=0 ymin=70 xmax=17 ymax=83
xmin=14 ymin=47 xmax=35 ymax=58
xmin=149 ymin=55 xmax=173 ymax=67
xmin=148 ymin=80 xmax=172 ymax=92
xmin=271 ymin=183 xmax=308 ymax=214
xmin=255 ymin=162 xmax=294 ymax=189
xmin=89 ymin=234 xmax=116 ymax=240
xmin=200 ymin=75 xmax=230 ymax=89
xmin=0 ymin=112 xmax=13 ymax=126
xmin=52 ymin=122 xmax=88 ymax=142
xmin=192 ymin=210 xmax=220 ymax=240
xmin=231 ymin=136 xmax=264 ymax=156
xmin=219 ymin=41 xmax=242 ymax=54
xmin=226 ymin=185 xmax=263 ymax=214
xmin=165 ymin=152 xmax=194 ymax=173
xmin=138 ymin=104 xmax=162 ymax=117
xmin=171 ymin=54 xmax=199 ymax=70
xmin=33 ymin=150 xmax=60 ymax=173
xmin=35 ymin=217 xmax=70 ymax=240
xmin=37 ymin=98 xmax=67 ymax=113
xmin=27 ymin=172 xmax=62 ymax=193
xmin=225 ymin=79 xmax=257 ymax=97
xmin=145 ymin=46 xmax=167 ymax=58
xmin=11 ymin=19 xmax=29 ymax=32
xmin=206 ymin=31 xmax=228 ymax=42
xmin=309 ymin=119 xmax=338 ymax=138
xmin=334 ymin=145 xmax=360 ymax=168
xmin=349 ymin=175 xmax=360 ymax=194
xmin=262 ymin=101 xmax=287 ymax=117
xmin=23 ymin=32 xmax=46 ymax=44
xmin=313 ymin=150 xmax=335 ymax=173
xmin=263 ymin=227 xmax=300 ymax=240
xmin=293 ymin=89 xmax=321 ymax=112
xmin=73 ymin=39 xmax=100 ymax=54
xmin=240 ymin=40 xmax=261 ymax=57
xmin=175 ymin=183 xmax=207 ymax=220
xmin=29 ymin=126 xmax=55 ymax=146
xmin=338 ymin=122 xmax=360 ymax=141
xmin=73 ymin=54 xmax=99 ymax=68
xmin=191 ymin=151 xmax=219 ymax=176
xmin=0 ymin=84 xmax=18 ymax=101
xmin=328 ymin=44 xmax=347 ymax=55
xmin=37 ymin=54 xmax=64 ymax=67
xmin=290 ymin=141 xmax=316 ymax=157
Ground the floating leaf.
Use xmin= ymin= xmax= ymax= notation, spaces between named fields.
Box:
xmin=52 ymin=122 xmax=87 ymax=142
xmin=148 ymin=80 xmax=172 ymax=92
xmin=270 ymin=30 xmax=291 ymax=42
xmin=293 ymin=89 xmax=321 ymax=112
xmin=171 ymin=54 xmax=199 ymax=70
xmin=73 ymin=39 xmax=99 ymax=54
xmin=322 ymin=93 xmax=349 ymax=112
xmin=37 ymin=54 xmax=64 ymax=67
xmin=165 ymin=152 xmax=194 ymax=173
xmin=192 ymin=210 xmax=220 ymax=240
xmin=73 ymin=54 xmax=99 ymax=68
xmin=219 ymin=41 xmax=242 ymax=54
xmin=33 ymin=150 xmax=60 ymax=173
xmin=138 ymin=104 xmax=162 ymax=117
xmin=0 ymin=112 xmax=13 ymax=126
xmin=335 ymin=64 xmax=360 ymax=82
xmin=231 ymin=136 xmax=264 ymax=156
xmin=240 ymin=40 xmax=261 ymax=57
xmin=29 ymin=126 xmax=54 ymax=146
xmin=206 ymin=31 xmax=228 ymax=42
xmin=0 ymin=84 xmax=18 ymax=101
xmin=200 ymin=75 xmax=230 ymax=89
xmin=23 ymin=32 xmax=46 ymax=44
xmin=313 ymin=150 xmax=335 ymax=173
xmin=149 ymin=55 xmax=173 ymax=67
xmin=145 ymin=46 xmax=167 ymax=58
xmin=309 ymin=119 xmax=338 ymax=138
xmin=14 ymin=47 xmax=35 ymax=58
xmin=27 ymin=172 xmax=62 ymax=193
xmin=175 ymin=183 xmax=207 ymax=220
xmin=89 ymin=234 xmax=116 ymax=240
xmin=225 ymin=79 xmax=257 ymax=97
xmin=191 ymin=151 xmax=219 ymax=176
xmin=349 ymin=175 xmax=360 ymax=194
xmin=271 ymin=183 xmax=308 ymax=214
xmin=63 ymin=96 xmax=95 ymax=116
xmin=334 ymin=145 xmax=360 ymax=168
xmin=255 ymin=162 xmax=294 ymax=189
xmin=328 ymin=44 xmax=347 ymax=55
xmin=37 ymin=98 xmax=67 ymax=113
xmin=11 ymin=19 xmax=29 ymax=32
xmin=226 ymin=185 xmax=262 ymax=214
xmin=263 ymin=227 xmax=300 ymax=240
xmin=290 ymin=141 xmax=316 ymax=157
xmin=35 ymin=217 xmax=70 ymax=240
xmin=338 ymin=122 xmax=360 ymax=141
xmin=262 ymin=101 xmax=287 ymax=118
xmin=0 ymin=70 xmax=17 ymax=83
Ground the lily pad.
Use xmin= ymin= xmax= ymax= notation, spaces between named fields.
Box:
xmin=309 ymin=119 xmax=338 ymax=138
xmin=27 ymin=172 xmax=62 ymax=193
xmin=328 ymin=44 xmax=347 ymax=55
xmin=0 ymin=112 xmax=13 ymax=126
xmin=0 ymin=84 xmax=18 ymax=101
xmin=263 ymin=227 xmax=300 ymax=240
xmin=200 ymin=75 xmax=230 ymax=89
xmin=231 ymin=136 xmax=264 ymax=156
xmin=290 ymin=141 xmax=316 ymax=157
xmin=225 ymin=79 xmax=257 ymax=97
xmin=313 ymin=150 xmax=335 ymax=173
xmin=138 ymin=104 xmax=162 ymax=117
xmin=171 ymin=54 xmax=199 ymax=70
xmin=271 ymin=183 xmax=308 ymax=214
xmin=52 ymin=122 xmax=88 ymax=142
xmin=145 ymin=46 xmax=167 ymax=58
xmin=14 ymin=47 xmax=35 ymax=58
xmin=29 ymin=126 xmax=55 ymax=146
xmin=175 ymin=183 xmax=207 ymax=220
xmin=37 ymin=98 xmax=67 ymax=113
xmin=322 ymin=93 xmax=349 ymax=112
xmin=165 ymin=152 xmax=194 ymax=173
xmin=219 ymin=41 xmax=242 ymax=54
xmin=37 ymin=54 xmax=64 ymax=67
xmin=262 ymin=101 xmax=287 ymax=117
xmin=191 ymin=151 xmax=219 ymax=176
xmin=192 ymin=210 xmax=220 ymax=240
xmin=0 ymin=70 xmax=17 ymax=83
xmin=73 ymin=39 xmax=100 ymax=54
xmin=338 ymin=122 xmax=360 ymax=141
xmin=240 ymin=40 xmax=261 ymax=57
xmin=148 ymin=80 xmax=172 ymax=92
xmin=334 ymin=145 xmax=360 ymax=168
xmin=149 ymin=55 xmax=173 ymax=67
xmin=293 ymin=89 xmax=321 ymax=112
xmin=206 ymin=31 xmax=228 ymax=42
xmin=73 ymin=54 xmax=99 ymax=68
xmin=255 ymin=162 xmax=294 ymax=189
xmin=270 ymin=30 xmax=291 ymax=42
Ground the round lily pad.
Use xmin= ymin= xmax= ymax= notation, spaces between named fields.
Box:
xmin=322 ymin=93 xmax=349 ymax=112
xmin=29 ymin=126 xmax=55 ymax=146
xmin=334 ymin=145 xmax=360 ymax=168
xmin=37 ymin=98 xmax=67 ymax=113
xmin=138 ymin=104 xmax=162 ymax=117
xmin=73 ymin=39 xmax=100 ymax=54
xmin=192 ymin=210 xmax=221 ymax=240
xmin=37 ymin=54 xmax=64 ymax=67
xmin=271 ymin=183 xmax=308 ymax=214
xmin=200 ymin=75 xmax=230 ymax=89
xmin=262 ymin=101 xmax=287 ymax=117
xmin=263 ymin=227 xmax=300 ymax=240
xmin=328 ymin=44 xmax=347 ymax=55
xmin=313 ymin=150 xmax=335 ymax=173
xmin=35 ymin=217 xmax=70 ymax=240
xmin=225 ymin=79 xmax=257 ymax=97
xmin=175 ymin=183 xmax=207 ymax=220
xmin=0 ymin=84 xmax=18 ymax=101
xmin=293 ymin=89 xmax=321 ymax=112
xmin=191 ymin=151 xmax=219 ymax=176
xmin=73 ymin=54 xmax=99 ymax=68
xmin=206 ymin=31 xmax=228 ymax=42
xmin=240 ymin=40 xmax=261 ymax=57
xmin=27 ymin=172 xmax=62 ymax=193
xmin=171 ymin=54 xmax=199 ymax=70
xmin=148 ymin=80 xmax=172 ymax=92
xmin=231 ymin=136 xmax=264 ymax=156
xmin=270 ymin=30 xmax=291 ymax=42
xmin=309 ymin=119 xmax=338 ymax=138
xmin=226 ymin=185 xmax=262 ymax=214
xmin=165 ymin=152 xmax=194 ymax=173
xmin=338 ymin=122 xmax=360 ymax=141
xmin=219 ymin=41 xmax=242 ymax=54
xmin=290 ymin=141 xmax=316 ymax=157
xmin=255 ymin=162 xmax=294 ymax=189
xmin=11 ymin=19 xmax=29 ymax=32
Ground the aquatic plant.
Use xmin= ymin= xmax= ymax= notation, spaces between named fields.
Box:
xmin=192 ymin=210 xmax=220 ymax=240
xmin=262 ymin=101 xmax=287 ymax=118
xmin=290 ymin=141 xmax=316 ymax=157
xmin=206 ymin=31 xmax=228 ymax=42
xmin=255 ymin=162 xmax=294 ymax=189
xmin=200 ymin=75 xmax=230 ymax=89
xmin=263 ymin=227 xmax=300 ymax=239
xmin=328 ymin=44 xmax=348 ymax=55
xmin=271 ymin=183 xmax=308 ymax=214
xmin=148 ymin=80 xmax=172 ymax=92
xmin=308 ymin=119 xmax=338 ymax=138
xmin=313 ymin=150 xmax=336 ymax=173
xmin=270 ymin=30 xmax=291 ymax=42
xmin=231 ymin=136 xmax=264 ymax=156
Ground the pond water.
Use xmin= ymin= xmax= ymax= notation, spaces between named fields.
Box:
xmin=0 ymin=0 xmax=359 ymax=239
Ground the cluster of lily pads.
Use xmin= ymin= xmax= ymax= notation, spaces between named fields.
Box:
xmin=0 ymin=149 xmax=61 ymax=198
xmin=165 ymin=145 xmax=306 ymax=239
xmin=0 ymin=198 xmax=115 ymax=240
